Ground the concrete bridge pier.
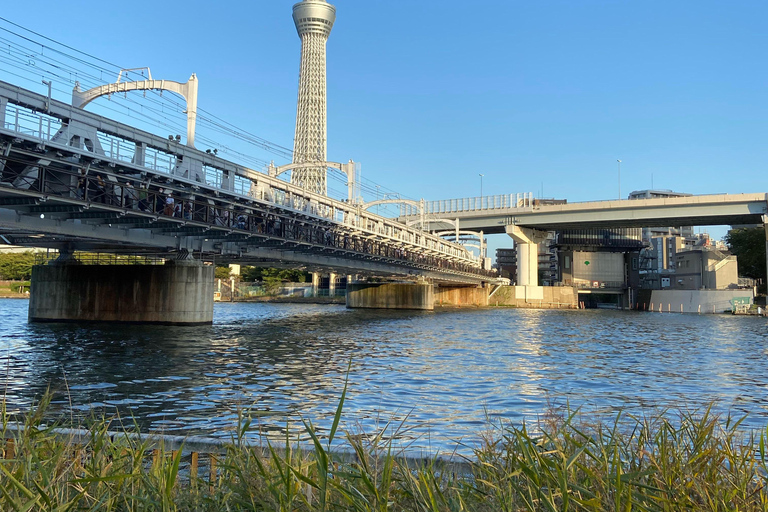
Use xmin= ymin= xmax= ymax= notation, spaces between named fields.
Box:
xmin=434 ymin=285 xmax=489 ymax=307
xmin=505 ymin=225 xmax=549 ymax=286
xmin=28 ymin=254 xmax=214 ymax=325
xmin=346 ymin=282 xmax=435 ymax=310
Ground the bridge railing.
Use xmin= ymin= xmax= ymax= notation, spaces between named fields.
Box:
xmin=401 ymin=193 xmax=534 ymax=216
xmin=0 ymin=154 xmax=498 ymax=279
xmin=0 ymin=80 xmax=492 ymax=274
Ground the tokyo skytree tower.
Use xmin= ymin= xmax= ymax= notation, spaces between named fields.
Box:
xmin=291 ymin=0 xmax=336 ymax=195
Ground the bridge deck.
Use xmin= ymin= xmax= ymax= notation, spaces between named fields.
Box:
xmin=402 ymin=194 xmax=768 ymax=234
xmin=0 ymin=81 xmax=499 ymax=285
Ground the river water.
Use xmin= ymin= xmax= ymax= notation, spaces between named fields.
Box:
xmin=1 ymin=298 xmax=767 ymax=454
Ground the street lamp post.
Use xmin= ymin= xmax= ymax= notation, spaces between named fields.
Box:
xmin=479 ymin=173 xmax=485 ymax=209
xmin=617 ymin=160 xmax=622 ymax=200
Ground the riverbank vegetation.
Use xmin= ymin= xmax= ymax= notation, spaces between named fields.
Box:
xmin=0 ymin=251 xmax=35 ymax=281
xmin=725 ymin=227 xmax=767 ymax=294
xmin=3 ymin=396 xmax=768 ymax=511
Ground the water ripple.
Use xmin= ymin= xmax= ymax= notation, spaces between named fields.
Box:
xmin=1 ymin=300 xmax=768 ymax=453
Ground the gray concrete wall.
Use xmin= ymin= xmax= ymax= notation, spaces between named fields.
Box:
xmin=641 ymin=289 xmax=754 ymax=314
xmin=29 ymin=260 xmax=214 ymax=324
xmin=488 ymin=285 xmax=578 ymax=309
xmin=346 ymin=283 xmax=434 ymax=310
xmin=434 ymin=286 xmax=489 ymax=307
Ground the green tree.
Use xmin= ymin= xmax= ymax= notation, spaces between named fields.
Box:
xmin=240 ymin=266 xmax=264 ymax=282
xmin=725 ymin=227 xmax=766 ymax=283
xmin=214 ymin=265 xmax=232 ymax=280
xmin=240 ymin=266 xmax=309 ymax=283
xmin=0 ymin=252 xmax=36 ymax=280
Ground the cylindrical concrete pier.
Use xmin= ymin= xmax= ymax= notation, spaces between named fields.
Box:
xmin=29 ymin=260 xmax=214 ymax=325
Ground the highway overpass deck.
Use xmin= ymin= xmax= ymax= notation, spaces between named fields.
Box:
xmin=402 ymin=194 xmax=768 ymax=233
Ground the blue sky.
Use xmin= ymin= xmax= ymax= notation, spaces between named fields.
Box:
xmin=1 ymin=0 xmax=766 ymax=248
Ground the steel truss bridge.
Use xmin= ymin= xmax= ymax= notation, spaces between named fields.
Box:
xmin=0 ymin=80 xmax=499 ymax=286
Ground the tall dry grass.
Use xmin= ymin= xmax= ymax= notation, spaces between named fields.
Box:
xmin=2 ymin=390 xmax=768 ymax=511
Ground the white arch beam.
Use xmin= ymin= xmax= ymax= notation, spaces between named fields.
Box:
xmin=270 ymin=160 xmax=358 ymax=201
xmin=72 ymin=73 xmax=199 ymax=148
xmin=406 ymin=217 xmax=456 ymax=228
xmin=362 ymin=198 xmax=421 ymax=211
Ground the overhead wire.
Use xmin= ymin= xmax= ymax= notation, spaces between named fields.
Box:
xmin=0 ymin=16 xmax=418 ymax=209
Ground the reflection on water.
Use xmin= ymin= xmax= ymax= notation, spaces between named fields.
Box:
xmin=1 ymin=299 xmax=767 ymax=453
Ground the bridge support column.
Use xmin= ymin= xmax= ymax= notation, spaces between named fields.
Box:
xmin=346 ymin=282 xmax=434 ymax=310
xmin=764 ymin=216 xmax=768 ymax=292
xmin=505 ymin=225 xmax=548 ymax=286
xmin=311 ymin=272 xmax=320 ymax=297
xmin=329 ymin=272 xmax=337 ymax=296
xmin=28 ymin=257 xmax=214 ymax=325
xmin=133 ymin=142 xmax=146 ymax=167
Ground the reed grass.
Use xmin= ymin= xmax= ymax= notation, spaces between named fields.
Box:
xmin=2 ymin=393 xmax=768 ymax=511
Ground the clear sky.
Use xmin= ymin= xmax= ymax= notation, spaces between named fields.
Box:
xmin=1 ymin=0 xmax=766 ymax=252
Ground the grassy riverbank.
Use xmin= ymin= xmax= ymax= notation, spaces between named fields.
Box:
xmin=3 ymin=396 xmax=768 ymax=511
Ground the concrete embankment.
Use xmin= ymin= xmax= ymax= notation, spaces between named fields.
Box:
xmin=488 ymin=285 xmax=579 ymax=309
xmin=236 ymin=296 xmax=345 ymax=305
xmin=0 ymin=280 xmax=29 ymax=299
xmin=636 ymin=289 xmax=756 ymax=314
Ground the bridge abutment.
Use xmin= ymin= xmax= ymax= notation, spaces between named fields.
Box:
xmin=29 ymin=259 xmax=214 ymax=325
xmin=346 ymin=282 xmax=434 ymax=310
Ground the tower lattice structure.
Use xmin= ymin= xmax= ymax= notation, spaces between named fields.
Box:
xmin=291 ymin=0 xmax=336 ymax=196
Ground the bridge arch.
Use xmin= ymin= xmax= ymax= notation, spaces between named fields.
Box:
xmin=405 ymin=217 xmax=455 ymax=228
xmin=269 ymin=160 xmax=358 ymax=201
xmin=434 ymin=229 xmax=487 ymax=257
xmin=72 ymin=69 xmax=199 ymax=148
xmin=362 ymin=198 xmax=422 ymax=212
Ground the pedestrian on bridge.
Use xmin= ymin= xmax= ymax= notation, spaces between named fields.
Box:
xmin=164 ymin=194 xmax=175 ymax=217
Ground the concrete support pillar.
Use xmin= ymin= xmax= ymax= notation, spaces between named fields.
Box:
xmin=28 ymin=259 xmax=214 ymax=324
xmin=505 ymin=225 xmax=548 ymax=287
xmin=764 ymin=216 xmax=768 ymax=290
xmin=455 ymin=218 xmax=460 ymax=242
xmin=311 ymin=272 xmax=320 ymax=297
xmin=347 ymin=282 xmax=434 ymax=310
xmin=133 ymin=142 xmax=146 ymax=167
xmin=329 ymin=272 xmax=337 ymax=296
xmin=0 ymin=97 xmax=7 ymax=128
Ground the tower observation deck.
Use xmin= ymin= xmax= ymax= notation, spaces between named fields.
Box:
xmin=291 ymin=0 xmax=336 ymax=195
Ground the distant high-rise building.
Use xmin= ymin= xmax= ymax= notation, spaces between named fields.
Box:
xmin=291 ymin=0 xmax=336 ymax=195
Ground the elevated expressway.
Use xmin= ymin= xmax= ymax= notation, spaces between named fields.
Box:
xmin=0 ymin=80 xmax=498 ymax=287
xmin=401 ymin=193 xmax=768 ymax=286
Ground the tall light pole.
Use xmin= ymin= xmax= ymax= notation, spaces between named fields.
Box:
xmin=617 ymin=160 xmax=622 ymax=200
xmin=479 ymin=173 xmax=484 ymax=198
